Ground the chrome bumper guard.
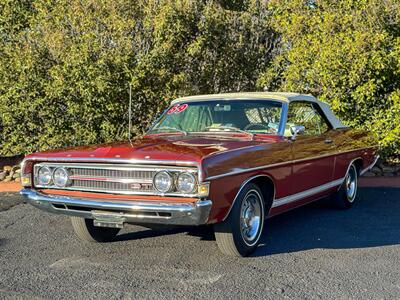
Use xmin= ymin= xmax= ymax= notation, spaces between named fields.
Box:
xmin=20 ymin=189 xmax=212 ymax=226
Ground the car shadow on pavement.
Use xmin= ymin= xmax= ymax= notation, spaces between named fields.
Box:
xmin=114 ymin=226 xmax=186 ymax=242
xmin=254 ymin=187 xmax=400 ymax=256
xmin=113 ymin=188 xmax=400 ymax=256
xmin=115 ymin=224 xmax=216 ymax=242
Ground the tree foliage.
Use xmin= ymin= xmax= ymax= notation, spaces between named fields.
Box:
xmin=0 ymin=0 xmax=399 ymax=158
xmin=260 ymin=0 xmax=400 ymax=158
xmin=0 ymin=0 xmax=274 ymax=155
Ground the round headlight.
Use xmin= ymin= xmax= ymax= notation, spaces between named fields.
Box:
xmin=153 ymin=171 xmax=173 ymax=193
xmin=38 ymin=166 xmax=52 ymax=185
xmin=177 ymin=172 xmax=196 ymax=193
xmin=53 ymin=168 xmax=70 ymax=187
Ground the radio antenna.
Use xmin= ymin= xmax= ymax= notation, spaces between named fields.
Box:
xmin=128 ymin=83 xmax=133 ymax=146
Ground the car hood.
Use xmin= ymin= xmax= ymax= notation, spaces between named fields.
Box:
xmin=25 ymin=134 xmax=280 ymax=164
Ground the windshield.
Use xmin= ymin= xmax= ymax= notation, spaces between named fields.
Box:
xmin=148 ymin=100 xmax=283 ymax=135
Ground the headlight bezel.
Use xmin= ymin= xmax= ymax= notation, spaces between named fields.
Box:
xmin=176 ymin=172 xmax=197 ymax=194
xmin=37 ymin=166 xmax=52 ymax=186
xmin=153 ymin=171 xmax=174 ymax=193
xmin=52 ymin=167 xmax=71 ymax=187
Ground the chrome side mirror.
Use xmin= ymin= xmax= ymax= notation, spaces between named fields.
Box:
xmin=290 ymin=125 xmax=305 ymax=140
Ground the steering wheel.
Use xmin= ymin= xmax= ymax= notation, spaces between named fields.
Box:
xmin=244 ymin=123 xmax=270 ymax=131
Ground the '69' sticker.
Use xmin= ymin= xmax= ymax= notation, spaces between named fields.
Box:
xmin=167 ymin=104 xmax=188 ymax=114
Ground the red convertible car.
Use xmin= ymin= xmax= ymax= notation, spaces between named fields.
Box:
xmin=20 ymin=92 xmax=379 ymax=256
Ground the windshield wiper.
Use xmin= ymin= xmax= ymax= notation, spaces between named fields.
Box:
xmin=205 ymin=126 xmax=254 ymax=138
xmin=150 ymin=126 xmax=188 ymax=135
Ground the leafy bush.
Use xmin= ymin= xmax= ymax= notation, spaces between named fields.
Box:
xmin=0 ymin=0 xmax=399 ymax=159
xmin=259 ymin=0 xmax=400 ymax=158
xmin=0 ymin=0 xmax=275 ymax=155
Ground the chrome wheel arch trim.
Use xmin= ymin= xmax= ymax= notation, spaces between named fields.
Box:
xmin=222 ymin=174 xmax=276 ymax=221
xmin=337 ymin=157 xmax=362 ymax=191
xmin=360 ymin=155 xmax=380 ymax=176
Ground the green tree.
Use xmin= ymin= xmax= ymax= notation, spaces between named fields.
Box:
xmin=0 ymin=0 xmax=275 ymax=155
xmin=259 ymin=0 xmax=400 ymax=158
xmin=1 ymin=0 xmax=399 ymax=159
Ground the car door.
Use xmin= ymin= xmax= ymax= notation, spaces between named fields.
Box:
xmin=286 ymin=101 xmax=336 ymax=197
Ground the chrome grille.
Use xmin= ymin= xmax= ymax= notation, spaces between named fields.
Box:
xmin=33 ymin=163 xmax=198 ymax=196
xmin=72 ymin=178 xmax=155 ymax=193
xmin=69 ymin=168 xmax=154 ymax=181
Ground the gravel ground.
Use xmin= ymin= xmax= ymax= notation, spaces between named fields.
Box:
xmin=0 ymin=188 xmax=399 ymax=299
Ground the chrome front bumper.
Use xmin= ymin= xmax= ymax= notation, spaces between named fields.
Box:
xmin=20 ymin=189 xmax=212 ymax=226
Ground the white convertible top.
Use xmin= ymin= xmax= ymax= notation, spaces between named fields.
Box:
xmin=171 ymin=92 xmax=347 ymax=129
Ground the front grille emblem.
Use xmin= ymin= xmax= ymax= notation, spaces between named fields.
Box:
xmin=130 ymin=183 xmax=152 ymax=190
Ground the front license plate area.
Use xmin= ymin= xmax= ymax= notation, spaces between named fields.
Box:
xmin=93 ymin=220 xmax=124 ymax=228
xmin=92 ymin=210 xmax=125 ymax=229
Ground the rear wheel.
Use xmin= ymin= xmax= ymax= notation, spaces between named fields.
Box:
xmin=71 ymin=217 xmax=120 ymax=242
xmin=214 ymin=183 xmax=265 ymax=257
xmin=332 ymin=164 xmax=358 ymax=209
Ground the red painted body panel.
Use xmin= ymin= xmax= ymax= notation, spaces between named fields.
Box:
xmin=289 ymin=133 xmax=335 ymax=194
xmin=201 ymin=128 xmax=377 ymax=222
xmin=23 ymin=127 xmax=378 ymax=224
xmin=25 ymin=134 xmax=279 ymax=167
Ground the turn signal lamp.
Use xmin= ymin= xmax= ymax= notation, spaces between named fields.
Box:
xmin=21 ymin=176 xmax=31 ymax=187
xmin=198 ymin=183 xmax=210 ymax=197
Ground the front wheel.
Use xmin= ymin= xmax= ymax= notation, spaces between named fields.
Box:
xmin=70 ymin=217 xmax=120 ymax=243
xmin=214 ymin=183 xmax=265 ymax=257
xmin=332 ymin=164 xmax=358 ymax=209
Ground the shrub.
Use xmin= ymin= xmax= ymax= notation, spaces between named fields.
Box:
xmin=259 ymin=0 xmax=400 ymax=158
xmin=0 ymin=0 xmax=275 ymax=155
xmin=1 ymin=0 xmax=399 ymax=159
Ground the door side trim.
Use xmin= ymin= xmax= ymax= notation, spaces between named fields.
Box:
xmin=272 ymin=157 xmax=362 ymax=208
xmin=205 ymin=146 xmax=377 ymax=181
xmin=272 ymin=177 xmax=344 ymax=208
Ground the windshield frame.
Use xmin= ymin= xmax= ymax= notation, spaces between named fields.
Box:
xmin=146 ymin=99 xmax=287 ymax=136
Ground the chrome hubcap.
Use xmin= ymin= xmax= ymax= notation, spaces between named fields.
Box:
xmin=240 ymin=190 xmax=263 ymax=246
xmin=346 ymin=166 xmax=357 ymax=202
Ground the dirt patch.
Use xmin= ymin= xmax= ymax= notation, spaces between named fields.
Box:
xmin=0 ymin=182 xmax=21 ymax=192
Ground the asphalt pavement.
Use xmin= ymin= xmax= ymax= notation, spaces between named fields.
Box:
xmin=0 ymin=188 xmax=399 ymax=299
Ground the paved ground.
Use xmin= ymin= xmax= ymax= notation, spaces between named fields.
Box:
xmin=0 ymin=188 xmax=399 ymax=299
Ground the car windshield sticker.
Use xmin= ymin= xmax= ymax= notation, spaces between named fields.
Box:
xmin=167 ymin=104 xmax=180 ymax=114
xmin=167 ymin=104 xmax=188 ymax=114
xmin=175 ymin=104 xmax=188 ymax=113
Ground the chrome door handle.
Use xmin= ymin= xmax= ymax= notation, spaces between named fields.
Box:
xmin=324 ymin=139 xmax=333 ymax=144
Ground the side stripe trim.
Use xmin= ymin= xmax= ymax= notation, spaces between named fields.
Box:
xmin=205 ymin=146 xmax=378 ymax=181
xmin=272 ymin=178 xmax=344 ymax=208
